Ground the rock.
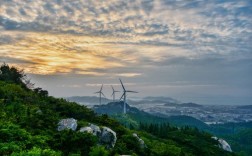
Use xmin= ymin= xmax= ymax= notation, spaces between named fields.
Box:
xmin=78 ymin=123 xmax=117 ymax=148
xmin=100 ymin=127 xmax=117 ymax=148
xmin=79 ymin=123 xmax=101 ymax=136
xmin=212 ymin=136 xmax=232 ymax=152
xmin=57 ymin=118 xmax=77 ymax=131
xmin=218 ymin=139 xmax=232 ymax=152
xmin=132 ymin=133 xmax=146 ymax=148
xmin=89 ymin=123 xmax=101 ymax=136
xmin=79 ymin=127 xmax=93 ymax=133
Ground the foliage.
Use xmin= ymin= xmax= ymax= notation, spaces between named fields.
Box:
xmin=0 ymin=63 xmax=25 ymax=85
xmin=89 ymin=146 xmax=109 ymax=156
xmin=11 ymin=147 xmax=61 ymax=156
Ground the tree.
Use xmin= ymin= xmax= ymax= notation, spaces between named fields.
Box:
xmin=0 ymin=63 xmax=25 ymax=84
xmin=89 ymin=146 xmax=109 ymax=156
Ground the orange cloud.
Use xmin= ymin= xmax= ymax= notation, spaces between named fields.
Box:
xmin=0 ymin=31 xmax=125 ymax=75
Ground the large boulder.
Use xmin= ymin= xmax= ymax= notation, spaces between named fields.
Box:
xmin=133 ymin=133 xmax=146 ymax=148
xmin=212 ymin=136 xmax=232 ymax=152
xmin=57 ymin=118 xmax=77 ymax=131
xmin=100 ymin=127 xmax=117 ymax=148
xmin=79 ymin=124 xmax=116 ymax=148
xmin=79 ymin=123 xmax=101 ymax=136
xmin=79 ymin=127 xmax=93 ymax=133
xmin=89 ymin=123 xmax=101 ymax=136
xmin=218 ymin=139 xmax=232 ymax=152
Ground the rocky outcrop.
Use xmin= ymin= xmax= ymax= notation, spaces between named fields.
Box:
xmin=57 ymin=118 xmax=77 ymax=131
xmin=133 ymin=133 xmax=146 ymax=148
xmin=212 ymin=136 xmax=232 ymax=152
xmin=79 ymin=123 xmax=101 ymax=136
xmin=79 ymin=123 xmax=116 ymax=148
xmin=79 ymin=127 xmax=93 ymax=133
xmin=100 ymin=127 xmax=117 ymax=148
xmin=90 ymin=124 xmax=102 ymax=136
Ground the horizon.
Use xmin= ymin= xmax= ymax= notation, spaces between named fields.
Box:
xmin=66 ymin=95 xmax=252 ymax=106
xmin=1 ymin=0 xmax=251 ymax=105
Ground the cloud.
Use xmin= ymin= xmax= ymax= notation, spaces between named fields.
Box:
xmin=0 ymin=0 xmax=251 ymax=95
xmin=115 ymin=73 xmax=142 ymax=77
xmin=0 ymin=56 xmax=34 ymax=64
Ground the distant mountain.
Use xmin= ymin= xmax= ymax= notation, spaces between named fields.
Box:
xmin=164 ymin=102 xmax=202 ymax=107
xmin=93 ymin=101 xmax=146 ymax=115
xmin=66 ymin=96 xmax=181 ymax=107
xmin=93 ymin=101 xmax=209 ymax=130
xmin=66 ymin=96 xmax=112 ymax=106
xmin=142 ymin=96 xmax=180 ymax=103
xmin=237 ymin=105 xmax=252 ymax=109
xmin=179 ymin=102 xmax=203 ymax=107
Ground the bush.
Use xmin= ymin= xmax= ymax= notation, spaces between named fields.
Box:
xmin=89 ymin=146 xmax=109 ymax=156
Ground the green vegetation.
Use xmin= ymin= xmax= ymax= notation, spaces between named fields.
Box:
xmin=96 ymin=99 xmax=252 ymax=156
xmin=0 ymin=64 xmax=236 ymax=156
xmin=211 ymin=122 xmax=252 ymax=156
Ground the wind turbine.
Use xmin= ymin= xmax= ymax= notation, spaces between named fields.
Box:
xmin=111 ymin=85 xmax=120 ymax=102
xmin=94 ymin=84 xmax=106 ymax=105
xmin=119 ymin=78 xmax=138 ymax=114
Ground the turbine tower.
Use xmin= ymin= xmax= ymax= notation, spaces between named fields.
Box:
xmin=119 ymin=78 xmax=138 ymax=114
xmin=94 ymin=84 xmax=106 ymax=105
xmin=111 ymin=85 xmax=120 ymax=102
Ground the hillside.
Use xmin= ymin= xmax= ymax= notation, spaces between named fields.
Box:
xmin=94 ymin=102 xmax=210 ymax=130
xmin=93 ymin=101 xmax=252 ymax=156
xmin=0 ymin=64 xmax=235 ymax=156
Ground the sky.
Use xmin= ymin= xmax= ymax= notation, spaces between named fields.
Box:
xmin=0 ymin=0 xmax=251 ymax=105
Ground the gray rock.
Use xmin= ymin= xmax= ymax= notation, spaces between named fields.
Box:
xmin=57 ymin=118 xmax=77 ymax=131
xmin=212 ymin=136 xmax=232 ymax=152
xmin=133 ymin=133 xmax=146 ymax=148
xmin=78 ymin=123 xmax=117 ymax=148
xmin=79 ymin=123 xmax=101 ymax=136
xmin=79 ymin=127 xmax=93 ymax=133
xmin=89 ymin=123 xmax=101 ymax=136
xmin=100 ymin=127 xmax=117 ymax=148
xmin=218 ymin=139 xmax=232 ymax=152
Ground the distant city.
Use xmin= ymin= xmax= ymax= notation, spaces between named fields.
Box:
xmin=137 ymin=103 xmax=252 ymax=124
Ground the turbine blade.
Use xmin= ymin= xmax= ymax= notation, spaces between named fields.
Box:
xmin=119 ymin=93 xmax=124 ymax=101
xmin=94 ymin=91 xmax=100 ymax=94
xmin=111 ymin=92 xmax=114 ymax=97
xmin=111 ymin=85 xmax=114 ymax=91
xmin=101 ymin=92 xmax=106 ymax=98
xmin=100 ymin=84 xmax=103 ymax=91
xmin=119 ymin=78 xmax=126 ymax=91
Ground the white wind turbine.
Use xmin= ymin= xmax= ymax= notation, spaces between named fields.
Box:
xmin=94 ymin=84 xmax=106 ymax=105
xmin=111 ymin=85 xmax=120 ymax=102
xmin=119 ymin=78 xmax=138 ymax=114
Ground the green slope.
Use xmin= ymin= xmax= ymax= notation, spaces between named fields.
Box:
xmin=0 ymin=64 xmax=235 ymax=156
xmin=94 ymin=102 xmax=210 ymax=130
xmin=94 ymin=99 xmax=252 ymax=156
